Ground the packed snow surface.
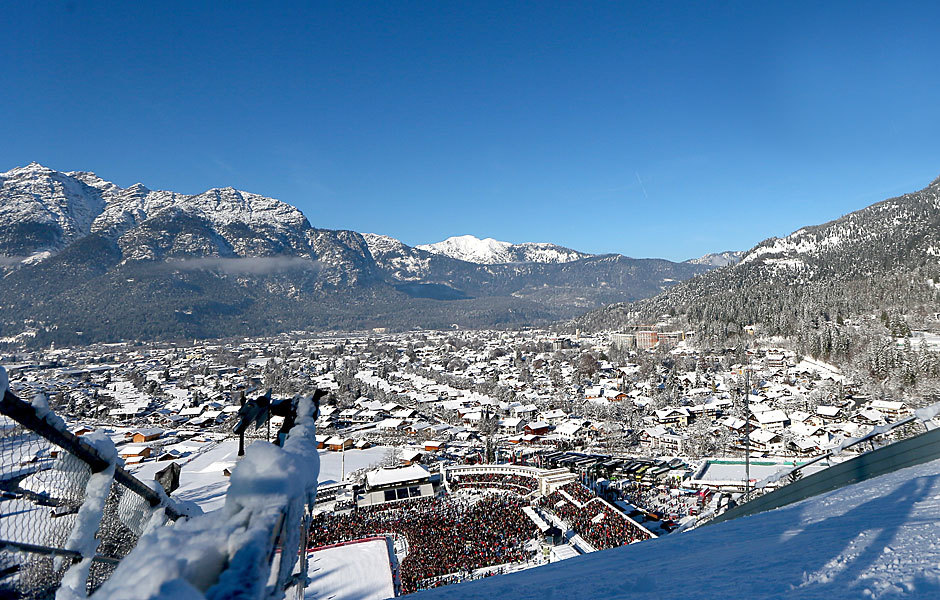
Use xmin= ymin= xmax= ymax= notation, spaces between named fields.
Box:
xmin=304 ymin=539 xmax=395 ymax=600
xmin=130 ymin=439 xmax=239 ymax=512
xmin=317 ymin=445 xmax=392 ymax=485
xmin=421 ymin=457 xmax=940 ymax=599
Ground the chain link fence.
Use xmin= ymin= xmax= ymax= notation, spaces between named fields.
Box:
xmin=3 ymin=385 xmax=321 ymax=600
xmin=1 ymin=389 xmax=182 ymax=599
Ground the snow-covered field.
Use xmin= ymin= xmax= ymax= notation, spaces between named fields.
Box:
xmin=127 ymin=441 xmax=389 ymax=511
xmin=305 ymin=538 xmax=395 ymax=600
xmin=905 ymin=331 xmax=940 ymax=350
xmin=317 ymin=446 xmax=391 ymax=486
xmin=129 ymin=438 xmax=239 ymax=512
xmin=420 ymin=457 xmax=940 ymax=599
xmin=695 ymin=460 xmax=831 ymax=485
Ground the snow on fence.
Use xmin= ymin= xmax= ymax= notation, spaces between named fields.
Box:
xmin=0 ymin=380 xmax=189 ymax=598
xmin=1 ymin=366 xmax=322 ymax=600
xmin=94 ymin=394 xmax=320 ymax=600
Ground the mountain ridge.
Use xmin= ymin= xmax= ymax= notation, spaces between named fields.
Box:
xmin=0 ymin=163 xmax=714 ymax=345
xmin=574 ymin=174 xmax=940 ymax=354
xmin=416 ymin=234 xmax=591 ymax=264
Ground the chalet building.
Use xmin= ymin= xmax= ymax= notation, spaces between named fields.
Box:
xmin=748 ymin=429 xmax=784 ymax=453
xmin=127 ymin=428 xmax=163 ymax=443
xmin=816 ymin=405 xmax=842 ymax=422
xmin=118 ymin=445 xmax=151 ymax=464
xmin=869 ymin=399 xmax=906 ymax=420
xmin=789 ymin=436 xmax=819 ymax=455
xmin=753 ymin=409 xmax=789 ymax=432
xmin=659 ymin=433 xmax=688 ymax=454
xmin=639 ymin=425 xmax=669 ymax=449
xmin=325 ymin=436 xmax=353 ymax=451
xmin=655 ymin=407 xmax=691 ymax=428
xmin=400 ymin=449 xmax=423 ymax=465
xmin=540 ymin=409 xmax=567 ymax=425
xmin=856 ymin=408 xmax=886 ymax=425
xmin=525 ymin=421 xmax=551 ymax=436
xmin=498 ymin=417 xmax=526 ymax=434
xmin=553 ymin=421 xmax=586 ymax=440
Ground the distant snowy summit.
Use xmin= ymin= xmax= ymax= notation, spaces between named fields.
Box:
xmin=416 ymin=234 xmax=591 ymax=265
xmin=684 ymin=250 xmax=744 ymax=267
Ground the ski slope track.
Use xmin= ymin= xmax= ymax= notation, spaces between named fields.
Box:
xmin=420 ymin=457 xmax=940 ymax=599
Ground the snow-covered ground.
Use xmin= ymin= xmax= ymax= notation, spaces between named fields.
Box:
xmin=904 ymin=331 xmax=940 ymax=350
xmin=420 ymin=457 xmax=940 ymax=599
xmin=129 ymin=438 xmax=238 ymax=512
xmin=304 ymin=538 xmax=395 ymax=600
xmin=694 ymin=459 xmax=831 ymax=486
xmin=127 ymin=441 xmax=390 ymax=511
xmin=317 ymin=446 xmax=390 ymax=486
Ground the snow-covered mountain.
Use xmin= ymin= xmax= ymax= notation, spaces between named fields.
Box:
xmin=1 ymin=162 xmax=317 ymax=260
xmin=417 ymin=235 xmax=591 ymax=264
xmin=0 ymin=163 xmax=713 ymax=345
xmin=577 ymin=173 xmax=940 ymax=336
xmin=684 ymin=250 xmax=744 ymax=267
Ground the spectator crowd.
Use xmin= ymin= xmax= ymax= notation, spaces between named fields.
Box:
xmin=539 ymin=482 xmax=651 ymax=550
xmin=449 ymin=472 xmax=538 ymax=494
xmin=310 ymin=492 xmax=538 ymax=594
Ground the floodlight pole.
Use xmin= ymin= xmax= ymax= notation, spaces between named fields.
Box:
xmin=744 ymin=359 xmax=751 ymax=497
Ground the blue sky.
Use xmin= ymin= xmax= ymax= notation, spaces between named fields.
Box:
xmin=2 ymin=1 xmax=939 ymax=261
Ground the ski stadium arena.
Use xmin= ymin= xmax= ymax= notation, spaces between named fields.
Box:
xmin=304 ymin=464 xmax=654 ymax=597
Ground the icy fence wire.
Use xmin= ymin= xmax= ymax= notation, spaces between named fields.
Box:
xmin=0 ymin=391 xmax=179 ymax=599
xmin=0 ymin=414 xmax=89 ymax=598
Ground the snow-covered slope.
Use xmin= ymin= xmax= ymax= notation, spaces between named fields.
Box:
xmin=736 ymin=178 xmax=940 ymax=275
xmin=421 ymin=457 xmax=940 ymax=599
xmin=0 ymin=162 xmax=107 ymax=255
xmin=0 ymin=163 xmax=317 ymax=261
xmin=417 ymin=235 xmax=590 ymax=264
xmin=362 ymin=233 xmax=435 ymax=280
xmin=685 ymin=250 xmax=744 ymax=267
xmin=577 ymin=173 xmax=940 ymax=334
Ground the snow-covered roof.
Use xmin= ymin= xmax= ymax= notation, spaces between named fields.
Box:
xmin=365 ymin=464 xmax=431 ymax=488
xmin=754 ymin=410 xmax=788 ymax=424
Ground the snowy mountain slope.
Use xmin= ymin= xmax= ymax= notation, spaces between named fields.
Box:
xmin=417 ymin=234 xmax=591 ymax=264
xmin=577 ymin=174 xmax=940 ymax=335
xmin=363 ymin=233 xmax=437 ymax=281
xmin=736 ymin=177 xmax=940 ymax=276
xmin=684 ymin=250 xmax=744 ymax=267
xmin=0 ymin=163 xmax=106 ymax=255
xmin=422 ymin=456 xmax=940 ymax=600
xmin=363 ymin=232 xmax=711 ymax=308
xmin=0 ymin=164 xmax=319 ymax=261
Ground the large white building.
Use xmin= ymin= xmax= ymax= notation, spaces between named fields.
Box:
xmin=358 ymin=464 xmax=438 ymax=507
